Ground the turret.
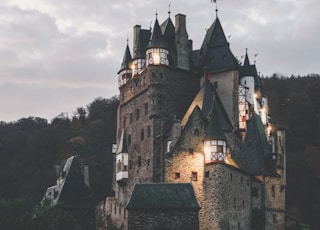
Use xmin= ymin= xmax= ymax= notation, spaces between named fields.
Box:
xmin=117 ymin=43 xmax=132 ymax=88
xmin=116 ymin=129 xmax=129 ymax=185
xmin=203 ymin=98 xmax=227 ymax=164
xmin=146 ymin=16 xmax=169 ymax=66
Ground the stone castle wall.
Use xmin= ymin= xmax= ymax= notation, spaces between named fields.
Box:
xmin=203 ymin=164 xmax=252 ymax=230
xmin=127 ymin=210 xmax=199 ymax=230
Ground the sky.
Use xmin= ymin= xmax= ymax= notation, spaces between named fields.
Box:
xmin=0 ymin=0 xmax=319 ymax=122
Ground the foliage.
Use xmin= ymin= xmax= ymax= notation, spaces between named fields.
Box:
xmin=263 ymin=74 xmax=320 ymax=229
xmin=0 ymin=96 xmax=118 ymax=228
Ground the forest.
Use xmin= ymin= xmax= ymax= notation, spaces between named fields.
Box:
xmin=0 ymin=75 xmax=320 ymax=229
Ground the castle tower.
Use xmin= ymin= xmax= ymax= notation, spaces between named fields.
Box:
xmin=146 ymin=17 xmax=169 ymax=66
xmin=199 ymin=16 xmax=239 ymax=129
xmin=118 ymin=43 xmax=132 ymax=88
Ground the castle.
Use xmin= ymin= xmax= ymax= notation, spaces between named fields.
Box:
xmin=97 ymin=6 xmax=286 ymax=230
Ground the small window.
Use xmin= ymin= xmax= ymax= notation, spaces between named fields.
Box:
xmin=138 ymin=156 xmax=142 ymax=167
xmin=147 ymin=125 xmax=151 ymax=137
xmin=147 ymin=159 xmax=150 ymax=166
xmin=272 ymin=185 xmax=275 ymax=197
xmin=136 ymin=109 xmax=140 ymax=120
xmin=140 ymin=128 xmax=144 ymax=140
xmin=217 ymin=145 xmax=223 ymax=153
xmin=205 ymin=171 xmax=210 ymax=178
xmin=189 ymin=148 xmax=194 ymax=155
xmin=129 ymin=160 xmax=132 ymax=170
xmin=123 ymin=117 xmax=126 ymax=127
xmin=191 ymin=172 xmax=198 ymax=181
xmin=251 ymin=187 xmax=258 ymax=197
xmin=144 ymin=103 xmax=148 ymax=115
xmin=230 ymin=173 xmax=233 ymax=181
xmin=214 ymin=81 xmax=218 ymax=89
xmin=174 ymin=172 xmax=180 ymax=179
xmin=129 ymin=113 xmax=133 ymax=123
xmin=273 ymin=214 xmax=277 ymax=223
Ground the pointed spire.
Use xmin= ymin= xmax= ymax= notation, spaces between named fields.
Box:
xmin=118 ymin=43 xmax=132 ymax=74
xmin=148 ymin=17 xmax=167 ymax=48
xmin=204 ymin=97 xmax=226 ymax=141
xmin=244 ymin=48 xmax=250 ymax=67
xmin=199 ymin=16 xmax=238 ymax=72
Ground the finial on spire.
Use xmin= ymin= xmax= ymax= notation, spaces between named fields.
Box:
xmin=168 ymin=3 xmax=171 ymax=17
xmin=211 ymin=0 xmax=218 ymax=18
xmin=126 ymin=38 xmax=129 ymax=46
xmin=155 ymin=10 xmax=158 ymax=19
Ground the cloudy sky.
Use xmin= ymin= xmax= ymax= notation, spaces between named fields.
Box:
xmin=0 ymin=0 xmax=319 ymax=122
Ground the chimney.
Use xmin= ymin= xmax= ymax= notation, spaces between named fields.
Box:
xmin=175 ymin=14 xmax=190 ymax=70
xmin=133 ymin=25 xmax=141 ymax=59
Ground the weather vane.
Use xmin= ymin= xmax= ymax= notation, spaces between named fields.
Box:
xmin=211 ymin=0 xmax=219 ymax=17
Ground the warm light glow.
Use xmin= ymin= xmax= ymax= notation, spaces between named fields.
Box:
xmin=153 ymin=52 xmax=160 ymax=65
xmin=267 ymin=125 xmax=272 ymax=136
xmin=254 ymin=93 xmax=258 ymax=98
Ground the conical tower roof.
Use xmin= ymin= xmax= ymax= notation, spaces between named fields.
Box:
xmin=204 ymin=99 xmax=226 ymax=141
xmin=239 ymin=49 xmax=263 ymax=88
xmin=117 ymin=44 xmax=132 ymax=74
xmin=148 ymin=17 xmax=167 ymax=49
xmin=199 ymin=17 xmax=238 ymax=73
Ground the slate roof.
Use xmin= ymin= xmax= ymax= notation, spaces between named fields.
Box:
xmin=204 ymin=98 xmax=227 ymax=141
xmin=239 ymin=51 xmax=263 ymax=88
xmin=41 ymin=156 xmax=92 ymax=208
xmin=117 ymin=44 xmax=132 ymax=74
xmin=199 ymin=17 xmax=238 ymax=73
xmin=148 ymin=18 xmax=167 ymax=49
xmin=125 ymin=183 xmax=200 ymax=210
xmin=181 ymin=80 xmax=233 ymax=132
xmin=233 ymin=113 xmax=278 ymax=177
xmin=161 ymin=16 xmax=177 ymax=66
